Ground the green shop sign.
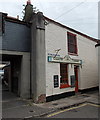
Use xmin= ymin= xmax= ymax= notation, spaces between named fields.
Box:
xmin=48 ymin=55 xmax=82 ymax=64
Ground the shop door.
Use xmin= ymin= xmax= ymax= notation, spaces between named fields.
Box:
xmin=74 ymin=66 xmax=79 ymax=93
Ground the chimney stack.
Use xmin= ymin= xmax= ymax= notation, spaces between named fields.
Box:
xmin=17 ymin=15 xmax=19 ymax=20
xmin=27 ymin=0 xmax=31 ymax=5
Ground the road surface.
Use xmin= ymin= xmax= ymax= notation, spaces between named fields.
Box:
xmin=45 ymin=103 xmax=99 ymax=118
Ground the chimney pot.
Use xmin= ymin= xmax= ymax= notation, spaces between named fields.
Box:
xmin=27 ymin=0 xmax=31 ymax=5
xmin=17 ymin=15 xmax=19 ymax=20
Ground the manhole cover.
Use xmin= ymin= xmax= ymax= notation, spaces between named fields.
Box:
xmin=29 ymin=110 xmax=34 ymax=113
xmin=52 ymin=103 xmax=58 ymax=106
xmin=77 ymin=95 xmax=89 ymax=98
xmin=82 ymin=95 xmax=89 ymax=97
xmin=69 ymin=109 xmax=77 ymax=112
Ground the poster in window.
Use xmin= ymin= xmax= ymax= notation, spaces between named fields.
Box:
xmin=70 ymin=75 xmax=75 ymax=87
xmin=54 ymin=75 xmax=59 ymax=88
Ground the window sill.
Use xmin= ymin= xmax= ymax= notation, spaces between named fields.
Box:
xmin=68 ymin=52 xmax=78 ymax=56
xmin=60 ymin=84 xmax=71 ymax=89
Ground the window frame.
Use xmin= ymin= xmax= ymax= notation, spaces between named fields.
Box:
xmin=67 ymin=32 xmax=78 ymax=56
xmin=60 ymin=63 xmax=71 ymax=89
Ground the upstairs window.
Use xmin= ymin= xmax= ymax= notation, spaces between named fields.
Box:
xmin=67 ymin=32 xmax=77 ymax=55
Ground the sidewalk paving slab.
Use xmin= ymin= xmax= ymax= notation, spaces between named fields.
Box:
xmin=2 ymin=90 xmax=99 ymax=119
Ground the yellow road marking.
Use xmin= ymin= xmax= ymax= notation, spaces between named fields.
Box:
xmin=47 ymin=103 xmax=87 ymax=118
xmin=47 ymin=103 xmax=100 ymax=118
xmin=87 ymin=103 xmax=100 ymax=107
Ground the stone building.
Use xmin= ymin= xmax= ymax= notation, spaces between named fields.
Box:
xmin=0 ymin=2 xmax=99 ymax=103
xmin=0 ymin=12 xmax=31 ymax=99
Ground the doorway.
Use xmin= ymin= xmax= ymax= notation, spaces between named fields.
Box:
xmin=74 ymin=66 xmax=79 ymax=93
xmin=2 ymin=62 xmax=11 ymax=91
xmin=2 ymin=54 xmax=22 ymax=96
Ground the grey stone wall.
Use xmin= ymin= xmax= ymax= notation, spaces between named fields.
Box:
xmin=31 ymin=12 xmax=46 ymax=103
xmin=0 ymin=13 xmax=2 ymax=50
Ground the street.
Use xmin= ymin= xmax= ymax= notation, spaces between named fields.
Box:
xmin=45 ymin=103 xmax=99 ymax=118
xmin=1 ymin=85 xmax=99 ymax=119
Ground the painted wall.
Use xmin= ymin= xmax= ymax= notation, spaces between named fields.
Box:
xmin=77 ymin=35 xmax=98 ymax=89
xmin=1 ymin=50 xmax=30 ymax=99
xmin=45 ymin=22 xmax=75 ymax=97
xmin=2 ymin=21 xmax=31 ymax=52
xmin=97 ymin=46 xmax=100 ymax=94
xmin=45 ymin=20 xmax=98 ymax=97
xmin=0 ymin=13 xmax=2 ymax=51
xmin=31 ymin=12 xmax=46 ymax=103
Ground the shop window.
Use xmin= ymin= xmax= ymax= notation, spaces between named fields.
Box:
xmin=67 ymin=32 xmax=78 ymax=55
xmin=60 ymin=63 xmax=70 ymax=88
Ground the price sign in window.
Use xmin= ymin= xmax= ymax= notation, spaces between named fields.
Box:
xmin=54 ymin=75 xmax=59 ymax=88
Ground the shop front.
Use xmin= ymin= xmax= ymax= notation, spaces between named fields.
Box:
xmin=46 ymin=54 xmax=82 ymax=101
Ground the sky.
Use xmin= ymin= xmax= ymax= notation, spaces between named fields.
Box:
xmin=0 ymin=0 xmax=99 ymax=39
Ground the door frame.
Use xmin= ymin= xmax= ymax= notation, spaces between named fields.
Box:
xmin=74 ymin=66 xmax=79 ymax=93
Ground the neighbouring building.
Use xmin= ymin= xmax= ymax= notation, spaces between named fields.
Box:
xmin=95 ymin=1 xmax=100 ymax=95
xmin=0 ymin=1 xmax=99 ymax=103
xmin=0 ymin=12 xmax=31 ymax=99
xmin=95 ymin=41 xmax=100 ymax=95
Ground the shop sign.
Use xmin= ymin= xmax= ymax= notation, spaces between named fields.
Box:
xmin=48 ymin=55 xmax=82 ymax=64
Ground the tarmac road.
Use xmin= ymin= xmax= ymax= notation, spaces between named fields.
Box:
xmin=46 ymin=103 xmax=100 ymax=118
xmin=1 ymin=86 xmax=99 ymax=119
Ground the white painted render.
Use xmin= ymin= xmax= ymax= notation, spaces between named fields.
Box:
xmin=77 ymin=35 xmax=98 ymax=89
xmin=98 ymin=46 xmax=100 ymax=94
xmin=45 ymin=21 xmax=98 ymax=97
xmin=96 ymin=46 xmax=100 ymax=94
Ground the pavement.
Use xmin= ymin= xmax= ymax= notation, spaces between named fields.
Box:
xmin=1 ymin=89 xmax=100 ymax=119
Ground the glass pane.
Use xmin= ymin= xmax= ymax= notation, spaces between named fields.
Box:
xmin=60 ymin=64 xmax=68 ymax=84
xmin=68 ymin=44 xmax=77 ymax=54
xmin=68 ymin=33 xmax=76 ymax=44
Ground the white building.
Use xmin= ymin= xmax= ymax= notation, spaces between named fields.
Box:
xmin=45 ymin=17 xmax=98 ymax=101
xmin=95 ymin=41 xmax=100 ymax=95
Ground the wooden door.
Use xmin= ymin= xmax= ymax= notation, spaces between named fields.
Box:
xmin=74 ymin=66 xmax=79 ymax=93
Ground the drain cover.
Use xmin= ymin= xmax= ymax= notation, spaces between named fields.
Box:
xmin=69 ymin=109 xmax=77 ymax=112
xmin=82 ymin=95 xmax=89 ymax=97
xmin=29 ymin=110 xmax=34 ymax=112
xmin=77 ymin=95 xmax=89 ymax=98
xmin=52 ymin=103 xmax=58 ymax=106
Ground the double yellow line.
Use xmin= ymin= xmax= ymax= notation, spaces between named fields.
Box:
xmin=47 ymin=103 xmax=100 ymax=118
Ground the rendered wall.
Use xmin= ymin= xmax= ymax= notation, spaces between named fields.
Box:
xmin=0 ymin=50 xmax=30 ymax=99
xmin=0 ymin=13 xmax=2 ymax=50
xmin=31 ymin=12 xmax=46 ymax=103
xmin=98 ymin=1 xmax=100 ymax=95
xmin=77 ymin=35 xmax=98 ymax=89
xmin=98 ymin=46 xmax=100 ymax=94
xmin=45 ymin=22 xmax=75 ymax=97
xmin=2 ymin=21 xmax=31 ymax=52
xmin=45 ymin=20 xmax=98 ymax=97
xmin=0 ymin=12 xmax=2 ymax=119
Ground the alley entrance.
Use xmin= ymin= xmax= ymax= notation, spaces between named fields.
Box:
xmin=2 ymin=54 xmax=22 ymax=96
